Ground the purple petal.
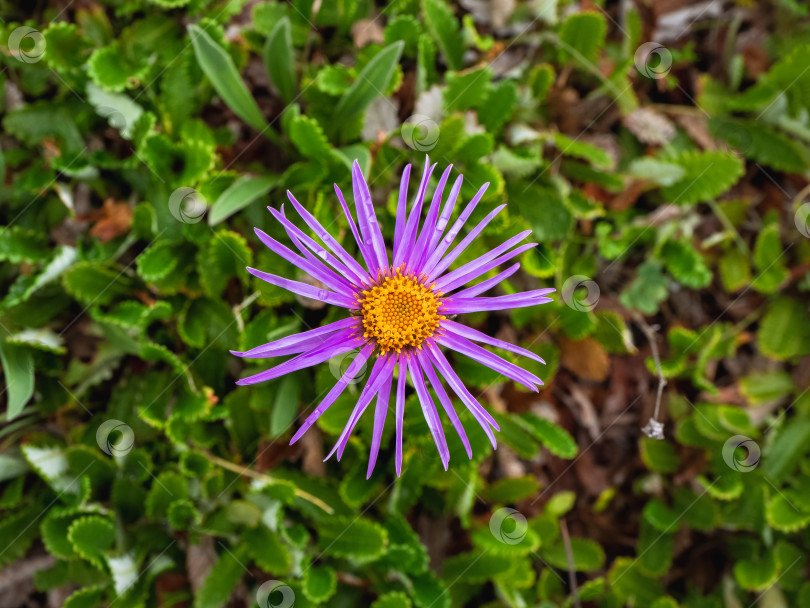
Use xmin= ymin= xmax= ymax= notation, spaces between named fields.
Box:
xmin=394 ymin=158 xmax=435 ymax=268
xmin=284 ymin=193 xmax=374 ymax=286
xmin=409 ymin=353 xmax=450 ymax=470
xmin=237 ymin=329 xmax=360 ymax=386
xmin=436 ymin=242 xmax=536 ymax=294
xmin=393 ymin=164 xmax=411 ymax=256
xmin=425 ymin=204 xmax=506 ymax=280
xmin=452 ymin=263 xmax=520 ymax=299
xmin=408 ymin=164 xmax=452 ymax=270
xmin=438 ymin=333 xmax=542 ymax=391
xmin=395 ymin=354 xmax=407 ymax=477
xmin=254 ymin=228 xmax=356 ymax=295
xmin=443 ymin=288 xmax=556 ymax=314
xmin=269 ymin=206 xmax=369 ymax=287
xmin=367 ymin=369 xmax=394 ymax=478
xmin=420 ymin=182 xmax=488 ymax=276
xmin=424 ymin=344 xmax=498 ymax=448
xmin=434 ymin=230 xmax=532 ymax=293
xmin=334 ymin=183 xmax=377 ymax=272
xmin=417 ymin=350 xmax=472 ymax=459
xmin=326 ymin=354 xmax=396 ymax=461
xmin=441 ymin=320 xmax=545 ymax=364
xmin=247 ymin=267 xmax=359 ymax=308
xmin=427 ymin=175 xmax=463 ymax=253
xmin=232 ymin=317 xmax=359 ymax=359
xmin=289 ymin=343 xmax=375 ymax=444
xmin=352 ymin=160 xmax=388 ymax=272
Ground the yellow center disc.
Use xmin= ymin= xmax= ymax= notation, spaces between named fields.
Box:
xmin=359 ymin=270 xmax=444 ymax=354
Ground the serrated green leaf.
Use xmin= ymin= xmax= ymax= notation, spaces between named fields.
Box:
xmin=481 ymin=475 xmax=541 ymax=504
xmin=194 ymin=545 xmax=246 ymax=608
xmin=289 ymin=114 xmax=332 ymax=159
xmin=640 ymin=437 xmax=680 ymax=474
xmin=317 ymin=516 xmax=387 ymax=562
xmin=0 ymin=340 xmax=34 ymax=421
xmin=245 ymin=525 xmax=291 ymax=574
xmin=303 ymin=566 xmax=337 ymax=603
xmin=718 ymin=247 xmax=750 ymax=293
xmin=0 ymin=227 xmax=51 ymax=263
xmin=67 ymin=515 xmax=116 ymax=570
xmin=63 ymin=262 xmax=131 ymax=306
xmin=542 ymin=537 xmax=605 ymax=571
xmin=758 ymin=297 xmax=810 ymax=361
xmin=734 ymin=548 xmax=778 ymax=592
xmin=558 ymin=11 xmax=607 ymax=65
xmin=766 ymin=493 xmax=810 ymax=532
xmin=137 ymin=240 xmax=179 ymax=282
xmin=372 ymin=591 xmax=413 ymax=608
xmin=751 ymin=223 xmax=789 ymax=293
xmin=442 ymin=550 xmax=512 ymax=583
xmin=662 ymin=151 xmax=744 ymax=205
xmin=199 ymin=230 xmax=252 ymax=297
xmin=661 ymin=240 xmax=712 ymax=288
xmin=620 ymin=261 xmax=668 ymax=315
xmin=520 ymin=414 xmax=578 ymax=458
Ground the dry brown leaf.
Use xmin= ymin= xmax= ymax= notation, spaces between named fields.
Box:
xmin=87 ymin=198 xmax=132 ymax=242
xmin=559 ymin=336 xmax=610 ymax=382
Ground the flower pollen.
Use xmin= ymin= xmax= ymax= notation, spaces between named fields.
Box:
xmin=359 ymin=268 xmax=444 ymax=354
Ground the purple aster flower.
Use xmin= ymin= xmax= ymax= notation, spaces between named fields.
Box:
xmin=232 ymin=158 xmax=555 ymax=477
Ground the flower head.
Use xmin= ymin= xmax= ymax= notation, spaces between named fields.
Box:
xmin=232 ymin=159 xmax=554 ymax=476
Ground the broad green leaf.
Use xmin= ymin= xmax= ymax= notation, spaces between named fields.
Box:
xmin=263 ymin=17 xmax=296 ymax=104
xmin=62 ymin=262 xmax=131 ymax=306
xmin=289 ymin=114 xmax=332 ymax=159
xmin=208 ymin=175 xmax=277 ymax=226
xmin=442 ymin=550 xmax=512 ymax=583
xmin=520 ymin=414 xmax=578 ymax=458
xmin=762 ymin=418 xmax=810 ymax=483
xmin=332 ymin=41 xmax=404 ymax=133
xmin=271 ymin=373 xmax=301 ymax=438
xmin=640 ymin=437 xmax=680 ymax=474
xmin=317 ymin=517 xmax=387 ymax=562
xmin=620 ymin=261 xmax=668 ymax=314
xmin=245 ymin=525 xmax=291 ymax=574
xmin=136 ymin=240 xmax=179 ymax=282
xmin=662 ymin=151 xmax=745 ymax=205
xmin=758 ymin=297 xmax=810 ymax=361
xmin=481 ymin=475 xmax=541 ymax=504
xmin=0 ymin=341 xmax=34 ymax=421
xmin=542 ymin=538 xmax=605 ymax=571
xmin=734 ymin=549 xmax=778 ymax=592
xmin=558 ymin=11 xmax=607 ymax=65
xmin=372 ymin=591 xmax=412 ymax=608
xmin=189 ymin=25 xmax=269 ymax=135
xmin=194 ymin=545 xmax=246 ymax=608
xmin=67 ymin=515 xmax=116 ymax=570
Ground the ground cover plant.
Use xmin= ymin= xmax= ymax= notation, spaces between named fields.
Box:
xmin=1 ymin=0 xmax=810 ymax=607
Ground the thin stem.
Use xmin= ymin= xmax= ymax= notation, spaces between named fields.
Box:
xmin=198 ymin=448 xmax=334 ymax=514
xmin=560 ymin=519 xmax=582 ymax=608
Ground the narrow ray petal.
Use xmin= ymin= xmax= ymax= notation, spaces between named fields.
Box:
xmin=232 ymin=317 xmax=359 ymax=359
xmin=417 ymin=350 xmax=472 ymax=459
xmin=420 ymin=182 xmax=489 ymax=276
xmin=237 ymin=330 xmax=360 ymax=386
xmin=285 ymin=193 xmax=374 ymax=285
xmin=425 ymin=204 xmax=506 ymax=280
xmin=410 ymin=355 xmax=450 ymax=470
xmin=394 ymin=158 xmax=435 ymax=268
xmin=395 ymin=354 xmax=407 ymax=476
xmin=254 ymin=228 xmax=356 ymax=295
xmin=269 ymin=206 xmax=369 ymax=287
xmin=247 ymin=267 xmax=359 ymax=308
xmin=289 ymin=343 xmax=375 ymax=444
xmin=425 ymin=345 xmax=498 ymax=448
xmin=434 ymin=230 xmax=532 ymax=292
xmin=438 ymin=333 xmax=542 ymax=391
xmin=352 ymin=160 xmax=388 ymax=272
xmin=443 ymin=289 xmax=556 ymax=314
xmin=426 ymin=174 xmax=463 ymax=253
xmin=334 ymin=182 xmax=376 ymax=271
xmin=452 ymin=263 xmax=520 ymax=299
xmin=441 ymin=320 xmax=545 ymax=364
xmin=408 ymin=164 xmax=452 ymax=269
xmin=326 ymin=355 xmax=395 ymax=461
xmin=437 ymin=242 xmax=537 ymax=294
xmin=367 ymin=370 xmax=394 ymax=478
xmin=393 ymin=164 xmax=411 ymax=254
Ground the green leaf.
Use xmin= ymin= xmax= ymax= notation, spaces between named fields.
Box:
xmin=422 ymin=0 xmax=464 ymax=70
xmin=208 ymin=175 xmax=277 ymax=226
xmin=640 ymin=437 xmax=680 ymax=474
xmin=766 ymin=493 xmax=810 ymax=532
xmin=558 ymin=11 xmax=607 ymax=65
xmin=86 ymin=82 xmax=143 ymax=139
xmin=332 ymin=41 xmax=404 ymax=132
xmin=662 ymin=151 xmax=745 ymax=205
xmin=710 ymin=117 xmax=809 ymax=173
xmin=608 ymin=557 xmax=665 ymax=605
xmin=244 ymin=525 xmax=291 ymax=574
xmin=734 ymin=548 xmax=778 ymax=592
xmin=372 ymin=591 xmax=413 ymax=608
xmin=67 ymin=515 xmax=116 ymax=570
xmin=188 ymin=25 xmax=269 ymax=134
xmin=442 ymin=550 xmax=512 ymax=583
xmin=620 ymin=261 xmax=668 ymax=315
xmin=520 ymin=414 xmax=578 ymax=458
xmin=303 ymin=566 xmax=337 ymax=603
xmin=87 ymin=44 xmax=148 ymax=92
xmin=289 ymin=114 xmax=332 ymax=159
xmin=194 ymin=545 xmax=246 ymax=608
xmin=718 ymin=247 xmax=750 ymax=292
xmin=263 ymin=17 xmax=295 ymax=104
xmin=199 ymin=230 xmax=253 ymax=297
xmin=444 ymin=67 xmax=493 ymax=112
xmin=62 ymin=262 xmax=131 ymax=306
xmin=740 ymin=371 xmax=794 ymax=405
xmin=63 ymin=586 xmax=106 ymax=608
xmin=481 ymin=475 xmax=541 ymax=504
xmin=0 ymin=341 xmax=34 ymax=421
xmin=542 ymin=538 xmax=605 ymax=571
xmin=0 ymin=227 xmax=51 ymax=263
xmin=762 ymin=418 xmax=810 ymax=483
xmin=751 ymin=223 xmax=789 ymax=293
xmin=661 ymin=240 xmax=712 ymax=288
xmin=317 ymin=517 xmax=387 ymax=562
xmin=137 ymin=240 xmax=179 ymax=282
xmin=758 ymin=297 xmax=810 ymax=361
xmin=271 ymin=373 xmax=301 ymax=438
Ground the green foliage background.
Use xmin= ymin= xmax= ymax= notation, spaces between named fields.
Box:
xmin=2 ymin=1 xmax=810 ymax=607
